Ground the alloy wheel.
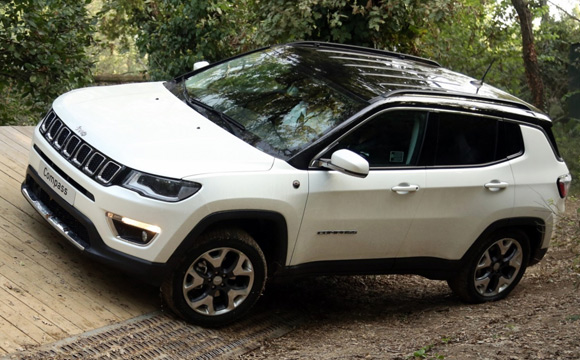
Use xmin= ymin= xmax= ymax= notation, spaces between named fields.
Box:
xmin=182 ymin=247 xmax=255 ymax=316
xmin=473 ymin=238 xmax=523 ymax=297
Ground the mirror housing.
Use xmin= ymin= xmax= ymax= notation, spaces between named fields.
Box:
xmin=320 ymin=149 xmax=369 ymax=178
xmin=193 ymin=61 xmax=210 ymax=71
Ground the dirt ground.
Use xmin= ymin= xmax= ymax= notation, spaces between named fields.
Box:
xmin=239 ymin=198 xmax=580 ymax=360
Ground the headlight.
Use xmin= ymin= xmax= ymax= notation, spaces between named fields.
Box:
xmin=122 ymin=170 xmax=201 ymax=202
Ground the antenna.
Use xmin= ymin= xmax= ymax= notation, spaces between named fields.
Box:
xmin=471 ymin=59 xmax=496 ymax=94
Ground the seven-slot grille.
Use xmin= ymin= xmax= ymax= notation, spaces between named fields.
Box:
xmin=40 ymin=110 xmax=123 ymax=185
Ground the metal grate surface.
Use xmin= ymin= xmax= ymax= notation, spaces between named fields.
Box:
xmin=4 ymin=309 xmax=304 ymax=360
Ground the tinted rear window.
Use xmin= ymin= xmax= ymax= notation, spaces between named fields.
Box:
xmin=433 ymin=113 xmax=523 ymax=166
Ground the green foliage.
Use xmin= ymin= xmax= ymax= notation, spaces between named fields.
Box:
xmin=99 ymin=0 xmax=452 ymax=80
xmin=0 ymin=0 xmax=95 ymax=125
xmin=255 ymin=0 xmax=451 ymax=54
xmin=553 ymin=119 xmax=580 ymax=192
xmin=536 ymin=14 xmax=580 ymax=187
xmin=536 ymin=15 xmax=580 ymax=120
xmin=419 ymin=0 xmax=525 ymax=97
xmin=88 ymin=1 xmax=146 ymax=77
xmin=99 ymin=0 xmax=257 ymax=80
xmin=409 ymin=343 xmax=445 ymax=359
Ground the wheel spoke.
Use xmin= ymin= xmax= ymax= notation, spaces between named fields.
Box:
xmin=474 ymin=276 xmax=491 ymax=294
xmin=507 ymin=247 xmax=523 ymax=269
xmin=226 ymin=288 xmax=250 ymax=311
xmin=188 ymin=292 xmax=216 ymax=315
xmin=476 ymin=251 xmax=492 ymax=270
xmin=497 ymin=239 xmax=514 ymax=256
xmin=232 ymin=253 xmax=253 ymax=276
xmin=183 ymin=267 xmax=205 ymax=291
xmin=201 ymin=249 xmax=228 ymax=269
xmin=496 ymin=275 xmax=512 ymax=293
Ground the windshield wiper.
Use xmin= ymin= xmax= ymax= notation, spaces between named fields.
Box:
xmin=183 ymin=92 xmax=246 ymax=132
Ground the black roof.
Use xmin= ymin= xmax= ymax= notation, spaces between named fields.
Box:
xmin=285 ymin=42 xmax=537 ymax=112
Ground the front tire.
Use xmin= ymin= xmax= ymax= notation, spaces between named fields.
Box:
xmin=162 ymin=229 xmax=267 ymax=327
xmin=448 ymin=229 xmax=530 ymax=303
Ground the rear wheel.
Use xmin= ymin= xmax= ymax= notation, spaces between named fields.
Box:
xmin=162 ymin=229 xmax=267 ymax=327
xmin=448 ymin=230 xmax=530 ymax=303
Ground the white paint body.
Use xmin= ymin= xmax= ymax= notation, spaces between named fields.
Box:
xmin=28 ymin=82 xmax=569 ymax=268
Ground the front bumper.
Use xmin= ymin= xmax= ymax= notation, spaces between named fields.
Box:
xmin=22 ymin=165 xmax=169 ymax=286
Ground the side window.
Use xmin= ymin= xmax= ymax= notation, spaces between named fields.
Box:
xmin=332 ymin=110 xmax=427 ymax=167
xmin=434 ymin=113 xmax=523 ymax=166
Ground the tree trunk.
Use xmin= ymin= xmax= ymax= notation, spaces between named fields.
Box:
xmin=511 ymin=0 xmax=544 ymax=110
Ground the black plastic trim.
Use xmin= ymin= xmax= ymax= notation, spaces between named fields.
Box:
xmin=165 ymin=210 xmax=289 ymax=277
xmin=460 ymin=217 xmax=547 ymax=266
xmin=276 ymin=257 xmax=460 ymax=281
xmin=22 ymin=166 xmax=169 ymax=286
xmin=276 ymin=258 xmax=396 ymax=278
xmin=529 ymin=247 xmax=548 ymax=266
xmin=276 ymin=217 xmax=548 ymax=281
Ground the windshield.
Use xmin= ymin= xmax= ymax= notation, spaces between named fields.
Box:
xmin=181 ymin=47 xmax=365 ymax=159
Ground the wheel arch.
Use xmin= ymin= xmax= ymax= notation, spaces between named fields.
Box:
xmin=461 ymin=217 xmax=546 ymax=266
xmin=165 ymin=210 xmax=289 ymax=279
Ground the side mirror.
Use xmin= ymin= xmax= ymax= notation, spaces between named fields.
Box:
xmin=319 ymin=149 xmax=369 ymax=178
xmin=193 ymin=61 xmax=210 ymax=71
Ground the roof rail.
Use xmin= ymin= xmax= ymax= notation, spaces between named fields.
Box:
xmin=288 ymin=41 xmax=441 ymax=68
xmin=378 ymin=89 xmax=536 ymax=112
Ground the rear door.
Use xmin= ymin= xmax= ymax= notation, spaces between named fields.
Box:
xmin=400 ymin=112 xmax=522 ymax=261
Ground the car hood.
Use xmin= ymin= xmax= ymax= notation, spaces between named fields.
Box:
xmin=52 ymin=82 xmax=275 ymax=178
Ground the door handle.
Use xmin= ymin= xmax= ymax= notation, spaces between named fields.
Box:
xmin=484 ymin=180 xmax=509 ymax=192
xmin=391 ymin=183 xmax=420 ymax=195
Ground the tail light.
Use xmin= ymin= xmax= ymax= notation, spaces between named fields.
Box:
xmin=557 ymin=174 xmax=572 ymax=198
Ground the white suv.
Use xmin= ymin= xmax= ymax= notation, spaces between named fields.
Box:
xmin=22 ymin=42 xmax=571 ymax=327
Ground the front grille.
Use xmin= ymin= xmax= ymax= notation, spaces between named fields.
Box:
xmin=40 ymin=110 xmax=124 ymax=185
xmin=85 ymin=152 xmax=106 ymax=175
xmin=63 ymin=135 xmax=81 ymax=158
xmin=99 ymin=161 xmax=123 ymax=183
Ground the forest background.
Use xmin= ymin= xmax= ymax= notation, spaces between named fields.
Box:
xmin=1 ymin=0 xmax=579 ymax=187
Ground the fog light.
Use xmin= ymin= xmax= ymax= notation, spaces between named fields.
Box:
xmin=106 ymin=212 xmax=160 ymax=245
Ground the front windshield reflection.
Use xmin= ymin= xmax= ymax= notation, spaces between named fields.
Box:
xmin=184 ymin=48 xmax=364 ymax=159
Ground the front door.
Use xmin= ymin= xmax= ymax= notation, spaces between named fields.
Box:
xmin=290 ymin=109 xmax=428 ymax=266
